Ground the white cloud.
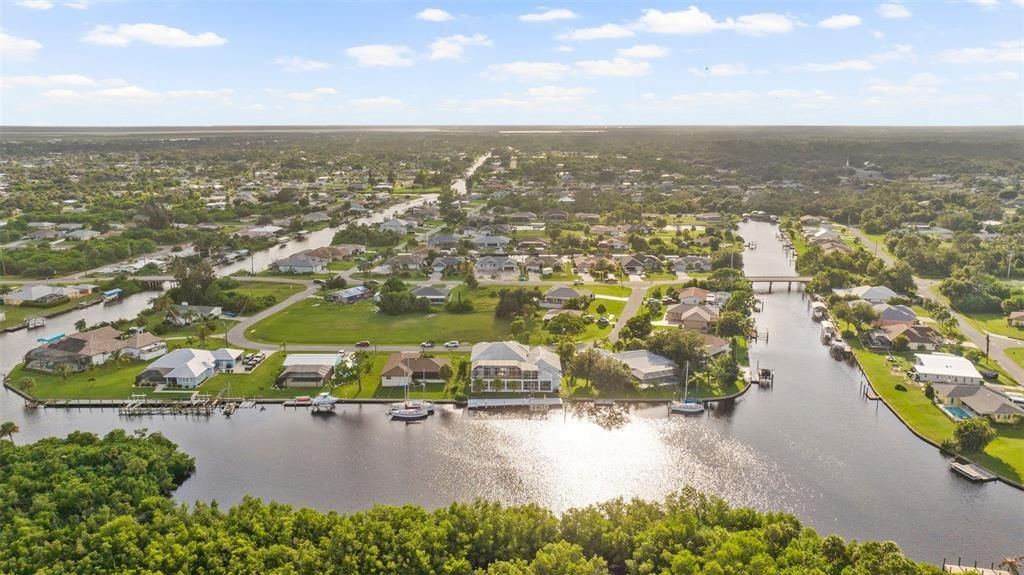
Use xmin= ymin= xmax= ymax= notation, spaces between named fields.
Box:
xmin=82 ymin=23 xmax=227 ymax=47
xmin=273 ymin=56 xmax=329 ymax=72
xmin=352 ymin=96 xmax=403 ymax=107
xmin=690 ymin=63 xmax=748 ymax=77
xmin=940 ymin=40 xmax=1023 ymax=63
xmin=558 ymin=23 xmax=635 ymax=41
xmin=789 ymin=59 xmax=875 ymax=72
xmin=877 ymin=3 xmax=911 ymax=18
xmin=166 ymin=88 xmax=235 ymax=99
xmin=16 ymin=0 xmax=53 ymax=10
xmin=870 ymin=44 xmax=914 ymax=63
xmin=520 ymin=8 xmax=579 ymax=22
xmin=416 ymin=8 xmax=453 ymax=22
xmin=483 ymin=61 xmax=570 ymax=81
xmin=636 ymin=7 xmax=795 ymax=35
xmin=64 ymin=0 xmax=88 ymax=8
xmin=41 ymin=84 xmax=168 ymax=103
xmin=868 ymin=73 xmax=942 ymax=96
xmin=967 ymin=0 xmax=1001 ymax=8
xmin=526 ymin=85 xmax=592 ymax=102
xmin=818 ymin=14 xmax=862 ymax=29
xmin=966 ymin=70 xmax=1019 ymax=82
xmin=617 ymin=44 xmax=670 ymax=59
xmin=1 ymin=74 xmax=97 ymax=88
xmin=575 ymin=58 xmax=650 ymax=77
xmin=95 ymin=85 xmax=160 ymax=99
xmin=429 ymin=33 xmax=492 ymax=60
xmin=872 ymin=30 xmax=885 ymax=40
xmin=286 ymin=87 xmax=339 ymax=101
xmin=345 ymin=44 xmax=414 ymax=67
xmin=0 ymin=32 xmax=43 ymax=60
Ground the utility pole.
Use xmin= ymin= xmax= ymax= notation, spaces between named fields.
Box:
xmin=986 ymin=333 xmax=990 ymax=359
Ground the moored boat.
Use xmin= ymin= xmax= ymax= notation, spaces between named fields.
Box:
xmin=390 ymin=407 xmax=429 ymax=421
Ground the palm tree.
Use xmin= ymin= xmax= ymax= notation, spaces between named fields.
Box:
xmin=0 ymin=421 xmax=19 ymax=444
xmin=74 ymin=319 xmax=87 ymax=332
xmin=196 ymin=323 xmax=210 ymax=345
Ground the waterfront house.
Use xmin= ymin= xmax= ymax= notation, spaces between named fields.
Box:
xmin=702 ymin=334 xmax=731 ymax=357
xmin=677 ymin=287 xmax=710 ymax=305
xmin=410 ymin=285 xmax=450 ymax=304
xmin=541 ymin=286 xmax=591 ymax=309
xmin=240 ymin=224 xmax=283 ymax=238
xmin=834 ymin=285 xmax=899 ymax=304
xmin=673 ymin=255 xmax=712 ymax=273
xmin=278 ymin=353 xmax=340 ymax=388
xmin=872 ymin=303 xmax=917 ymax=327
xmin=470 ymin=341 xmax=562 ymax=393
xmin=932 ymin=384 xmax=1024 ymax=423
xmin=380 ymin=352 xmax=451 ymax=387
xmin=137 ymin=348 xmax=224 ymax=388
xmin=871 ymin=324 xmax=942 ymax=351
xmin=911 ymin=353 xmax=983 ymax=385
xmin=3 ymin=284 xmax=94 ymax=306
xmin=327 ymin=285 xmax=372 ymax=304
xmin=271 ymin=254 xmax=327 ymax=274
xmin=665 ymin=303 xmax=719 ymax=333
xmin=122 ymin=332 xmax=168 ymax=361
xmin=24 ymin=325 xmax=127 ymax=373
xmin=598 ymin=349 xmax=678 ymax=385
xmin=302 ymin=245 xmax=365 ymax=261
xmin=166 ymin=304 xmax=223 ymax=327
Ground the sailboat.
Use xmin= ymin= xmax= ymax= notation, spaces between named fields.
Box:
xmin=670 ymin=361 xmax=705 ymax=415
xmin=388 ymin=382 xmax=431 ymax=421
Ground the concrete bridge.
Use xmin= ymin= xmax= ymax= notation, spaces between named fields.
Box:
xmin=745 ymin=275 xmax=812 ymax=293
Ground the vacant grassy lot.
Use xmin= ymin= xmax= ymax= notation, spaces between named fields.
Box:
xmin=585 ymin=284 xmax=632 ymax=298
xmin=246 ymin=287 xmax=513 ymax=345
xmin=962 ymin=312 xmax=1024 ymax=340
xmin=232 ymin=281 xmax=305 ymax=301
xmin=851 ymin=339 xmax=1023 ymax=484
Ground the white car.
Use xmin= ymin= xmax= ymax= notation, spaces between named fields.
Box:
xmin=444 ymin=340 xmax=459 ymax=348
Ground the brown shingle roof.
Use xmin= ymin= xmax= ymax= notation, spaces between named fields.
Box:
xmin=50 ymin=326 xmax=126 ymax=357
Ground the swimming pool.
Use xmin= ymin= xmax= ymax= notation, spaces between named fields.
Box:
xmin=943 ymin=405 xmax=973 ymax=420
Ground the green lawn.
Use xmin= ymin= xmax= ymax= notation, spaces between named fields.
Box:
xmin=911 ymin=305 xmax=932 ymax=319
xmin=327 ymin=260 xmax=356 ymax=271
xmin=962 ymin=312 xmax=1024 ymax=340
xmin=585 ymin=284 xmax=633 ymax=298
xmin=850 ymin=339 xmax=1024 ymax=484
xmin=1 ymin=294 xmax=103 ymax=329
xmin=330 ymin=352 xmax=469 ymax=400
xmin=246 ymin=288 xmax=512 ymax=345
xmin=231 ymin=281 xmax=305 ymax=301
xmin=8 ymin=360 xmax=153 ymax=400
xmin=1003 ymin=348 xmax=1024 ymax=371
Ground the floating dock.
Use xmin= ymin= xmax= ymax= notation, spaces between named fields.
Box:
xmin=950 ymin=461 xmax=998 ymax=483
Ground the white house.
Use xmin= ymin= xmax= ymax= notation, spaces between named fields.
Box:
xmin=136 ymin=348 xmax=242 ymax=388
xmin=122 ymin=332 xmax=168 ymax=361
xmin=599 ymin=349 xmax=679 ymax=385
xmin=470 ymin=341 xmax=562 ymax=393
xmin=911 ymin=353 xmax=983 ymax=385
xmin=835 ymin=285 xmax=899 ymax=304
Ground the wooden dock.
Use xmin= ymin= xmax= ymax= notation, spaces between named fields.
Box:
xmin=468 ymin=397 xmax=563 ymax=409
xmin=950 ymin=461 xmax=998 ymax=483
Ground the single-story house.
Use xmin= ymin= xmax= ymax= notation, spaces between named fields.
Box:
xmin=431 ymin=255 xmax=464 ymax=273
xmin=933 ymin=384 xmax=1024 ymax=423
xmin=872 ymin=303 xmax=917 ymax=327
xmin=472 ymin=235 xmax=511 ymax=250
xmin=24 ymin=325 xmax=128 ymax=373
xmin=136 ymin=348 xmax=240 ymax=388
xmin=871 ymin=324 xmax=943 ymax=351
xmin=542 ymin=286 xmax=591 ymax=309
xmin=597 ymin=238 xmax=629 ymax=251
xmin=166 ymin=304 xmax=223 ymax=327
xmin=380 ymin=352 xmax=451 ymax=387
xmin=508 ymin=212 xmax=536 ymax=223
xmin=543 ymin=210 xmax=569 ymax=222
xmin=673 ymin=255 xmax=712 ymax=273
xmin=327 ymin=285 xmax=373 ymax=304
xmin=617 ymin=254 xmax=661 ymax=274
xmin=122 ymin=332 xmax=168 ymax=361
xmin=702 ymin=334 xmax=731 ymax=356
xmin=65 ymin=229 xmax=100 ymax=241
xmin=277 ymin=360 xmax=335 ymax=388
xmin=575 ymin=212 xmax=600 ymax=223
xmin=476 ymin=255 xmax=518 ymax=273
xmin=410 ymin=285 xmax=450 ymax=304
xmin=599 ymin=349 xmax=679 ymax=385
xmin=271 ymin=254 xmax=327 ymax=274
xmin=3 ymin=284 xmax=93 ymax=306
xmin=525 ymin=255 xmax=563 ymax=274
xmin=427 ymin=234 xmax=460 ymax=250
xmin=575 ymin=256 xmax=617 ymax=274
xmin=517 ymin=239 xmax=548 ymax=251
xmin=1008 ymin=310 xmax=1024 ymax=327
xmin=665 ymin=303 xmax=719 ymax=333
xmin=388 ymin=254 xmax=425 ymax=271
xmin=302 ymin=245 xmax=365 ymax=261
xmin=834 ymin=285 xmax=899 ymax=304
xmin=241 ymin=225 xmax=283 ymax=238
xmin=911 ymin=353 xmax=983 ymax=385
xmin=677 ymin=287 xmax=710 ymax=305
xmin=380 ymin=218 xmax=416 ymax=234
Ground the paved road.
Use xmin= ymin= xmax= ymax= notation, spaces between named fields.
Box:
xmin=850 ymin=227 xmax=1024 ymax=383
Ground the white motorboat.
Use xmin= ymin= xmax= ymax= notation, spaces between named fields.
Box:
xmin=389 ymin=400 xmax=434 ymax=415
xmin=670 ymin=361 xmax=705 ymax=415
xmin=312 ymin=392 xmax=338 ymax=409
xmin=390 ymin=407 xmax=429 ymax=421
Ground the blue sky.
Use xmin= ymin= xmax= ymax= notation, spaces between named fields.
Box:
xmin=1 ymin=1 xmax=1022 ymax=125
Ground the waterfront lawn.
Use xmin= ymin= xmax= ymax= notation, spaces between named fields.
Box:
xmin=8 ymin=360 xmax=149 ymax=400
xmin=850 ymin=339 xmax=1024 ymax=483
xmin=329 ymin=352 xmax=468 ymax=400
xmin=202 ymin=353 xmax=295 ymax=399
xmin=962 ymin=312 xmax=1024 ymax=340
xmin=245 ymin=289 xmax=511 ymax=345
xmin=0 ymin=294 xmax=103 ymax=329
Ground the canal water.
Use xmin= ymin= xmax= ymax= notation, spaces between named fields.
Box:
xmin=0 ymin=221 xmax=1021 ymax=565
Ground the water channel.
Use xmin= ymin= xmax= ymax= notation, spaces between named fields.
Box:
xmin=0 ymin=220 xmax=1020 ymax=565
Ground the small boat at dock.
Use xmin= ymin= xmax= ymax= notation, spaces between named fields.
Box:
xmin=670 ymin=361 xmax=705 ymax=415
xmin=25 ymin=317 xmax=46 ymax=329
xmin=390 ymin=406 xmax=430 ymax=421
xmin=311 ymin=392 xmax=339 ymax=411
xmin=811 ymin=301 xmax=827 ymax=321
xmin=388 ymin=400 xmax=434 ymax=415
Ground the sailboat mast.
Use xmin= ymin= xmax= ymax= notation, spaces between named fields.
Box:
xmin=682 ymin=361 xmax=690 ymax=401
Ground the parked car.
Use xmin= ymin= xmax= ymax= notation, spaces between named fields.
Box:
xmin=355 ymin=340 xmax=370 ymax=348
xmin=420 ymin=341 xmax=435 ymax=348
xmin=573 ymin=279 xmax=584 ymax=286
xmin=444 ymin=340 xmax=459 ymax=348
xmin=604 ymin=278 xmax=618 ymax=284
